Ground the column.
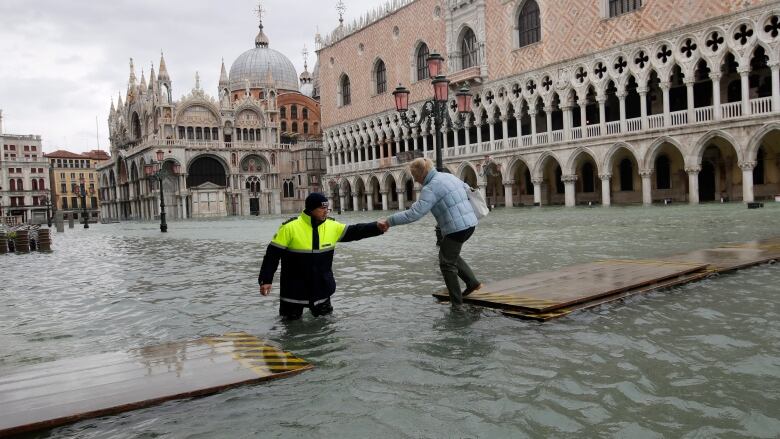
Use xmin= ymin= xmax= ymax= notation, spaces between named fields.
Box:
xmin=562 ymin=175 xmax=577 ymax=207
xmin=686 ymin=166 xmax=700 ymax=205
xmin=618 ymin=92 xmax=627 ymax=132
xmin=465 ymin=120 xmax=472 ymax=146
xmin=640 ymin=170 xmax=653 ymax=206
xmin=544 ymin=106 xmax=553 ymax=134
xmin=771 ymin=64 xmax=780 ymax=113
xmin=504 ymin=183 xmax=513 ymax=208
xmin=366 ymin=193 xmax=374 ymax=211
xmin=532 ymin=177 xmax=543 ymax=206
xmin=740 ymin=161 xmax=756 ymax=203
xmin=381 ymin=191 xmax=389 ymax=211
xmin=339 ymin=195 xmax=346 ymax=211
xmin=488 ymin=118 xmax=496 ymax=143
xmin=515 ymin=115 xmax=522 ymax=139
xmin=180 ymin=196 xmax=186 ymax=219
xmin=638 ymin=88 xmax=648 ymax=129
xmin=414 ymin=188 xmax=421 ymax=201
xmin=739 ymin=67 xmax=751 ymax=116
xmin=352 ymin=194 xmax=360 ymax=211
xmin=422 ymin=132 xmax=428 ymax=153
xmin=661 ymin=81 xmax=671 ymax=127
xmin=412 ymin=132 xmax=419 ymax=151
xmin=600 ymin=174 xmax=612 ymax=207
xmin=501 ymin=116 xmax=509 ymax=143
xmin=710 ymin=72 xmax=722 ymax=120
xmin=685 ymin=78 xmax=695 ymax=123
xmin=397 ymin=190 xmax=406 ymax=210
xmin=578 ymin=100 xmax=588 ymax=131
xmin=562 ymin=106 xmax=573 ymax=140
xmin=597 ymin=96 xmax=606 ymax=135
xmin=475 ymin=122 xmax=483 ymax=144
xmin=328 ymin=196 xmax=335 ymax=209
xmin=529 ymin=109 xmax=538 ymax=144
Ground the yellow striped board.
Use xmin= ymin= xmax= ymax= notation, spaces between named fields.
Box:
xmin=432 ymin=260 xmax=707 ymax=313
xmin=0 ymin=332 xmax=312 ymax=437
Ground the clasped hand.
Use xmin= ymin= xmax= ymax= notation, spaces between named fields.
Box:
xmin=377 ymin=219 xmax=390 ymax=233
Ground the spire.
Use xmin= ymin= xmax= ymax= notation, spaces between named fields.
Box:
xmin=149 ymin=62 xmax=157 ymax=90
xmin=158 ymin=51 xmax=170 ymax=82
xmin=127 ymin=58 xmax=137 ymax=99
xmin=195 ymin=71 xmax=201 ymax=90
xmin=255 ymin=2 xmax=270 ymax=47
xmin=139 ymin=70 xmax=147 ymax=93
xmin=336 ymin=0 xmax=346 ymax=26
xmin=110 ymin=98 xmax=115 ymax=115
xmin=117 ymin=91 xmax=124 ymax=109
xmin=300 ymin=45 xmax=312 ymax=84
xmin=219 ymin=58 xmax=229 ymax=87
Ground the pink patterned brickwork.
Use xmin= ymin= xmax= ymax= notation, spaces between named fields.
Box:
xmin=319 ymin=0 xmax=446 ymax=127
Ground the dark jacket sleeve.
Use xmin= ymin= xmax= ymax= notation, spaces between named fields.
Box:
xmin=340 ymin=222 xmax=382 ymax=243
xmin=258 ymin=243 xmax=283 ymax=285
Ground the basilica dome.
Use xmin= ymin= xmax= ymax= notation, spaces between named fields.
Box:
xmin=228 ymin=26 xmax=299 ymax=93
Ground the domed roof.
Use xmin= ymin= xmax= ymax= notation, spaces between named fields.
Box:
xmin=229 ymin=47 xmax=299 ymax=93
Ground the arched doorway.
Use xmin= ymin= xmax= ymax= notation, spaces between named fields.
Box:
xmin=188 ymin=156 xmax=228 ymax=217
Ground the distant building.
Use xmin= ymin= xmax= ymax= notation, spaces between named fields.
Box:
xmin=319 ymin=0 xmax=779 ymax=209
xmin=98 ymin=9 xmax=325 ymax=220
xmin=0 ymin=110 xmax=50 ymax=224
xmin=45 ymin=149 xmax=111 ymax=222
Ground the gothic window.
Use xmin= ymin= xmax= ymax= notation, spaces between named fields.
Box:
xmin=375 ymin=59 xmax=387 ymax=94
xmin=460 ymin=28 xmax=479 ymax=69
xmin=416 ymin=43 xmax=430 ymax=81
xmin=304 ymin=122 xmax=309 ymax=134
xmin=302 ymin=108 xmax=309 ymax=120
xmin=655 ymin=155 xmax=671 ymax=189
xmin=39 ymin=179 xmax=45 ymax=190
xmin=619 ymin=159 xmax=634 ymax=191
xmin=9 ymin=179 xmax=15 ymax=191
xmin=281 ymin=121 xmax=287 ymax=132
xmin=341 ymin=75 xmax=351 ymax=106
xmin=291 ymin=105 xmax=298 ymax=119
xmin=292 ymin=122 xmax=298 ymax=133
xmin=271 ymin=153 xmax=276 ymax=166
xmin=17 ymin=179 xmax=23 ymax=190
xmin=280 ymin=106 xmax=286 ymax=119
xmin=609 ymin=0 xmax=642 ymax=18
xmin=518 ymin=0 xmax=541 ymax=48
xmin=32 ymin=179 xmax=38 ymax=191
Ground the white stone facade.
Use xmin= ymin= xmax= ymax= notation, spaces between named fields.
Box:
xmin=320 ymin=0 xmax=780 ymax=210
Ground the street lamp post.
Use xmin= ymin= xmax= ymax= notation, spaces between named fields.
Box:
xmin=79 ymin=177 xmax=89 ymax=229
xmin=144 ymin=149 xmax=181 ymax=233
xmin=41 ymin=195 xmax=52 ymax=228
xmin=392 ymin=52 xmax=473 ymax=172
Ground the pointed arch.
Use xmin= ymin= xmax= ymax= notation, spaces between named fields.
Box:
xmin=602 ymin=141 xmax=641 ymax=173
xmin=564 ymin=146 xmax=599 ymax=175
xmin=644 ymin=136 xmax=686 ymax=168
xmin=690 ymin=130 xmax=742 ymax=166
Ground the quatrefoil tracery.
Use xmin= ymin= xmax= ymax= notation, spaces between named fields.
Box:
xmin=593 ymin=62 xmax=607 ymax=79
xmin=575 ymin=67 xmax=587 ymax=83
xmin=765 ymin=16 xmax=780 ymax=38
xmin=657 ymin=45 xmax=672 ymax=64
xmin=734 ymin=24 xmax=754 ymax=45
xmin=614 ymin=56 xmax=627 ymax=74
xmin=706 ymin=31 xmax=724 ymax=52
xmin=634 ymin=51 xmax=649 ymax=69
xmin=681 ymin=39 xmax=698 ymax=58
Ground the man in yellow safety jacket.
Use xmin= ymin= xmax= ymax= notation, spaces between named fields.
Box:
xmin=258 ymin=192 xmax=387 ymax=319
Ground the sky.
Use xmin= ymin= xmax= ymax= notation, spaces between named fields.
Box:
xmin=0 ymin=0 xmax=381 ymax=153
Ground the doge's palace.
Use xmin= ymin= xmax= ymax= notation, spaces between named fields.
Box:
xmin=319 ymin=0 xmax=780 ymax=210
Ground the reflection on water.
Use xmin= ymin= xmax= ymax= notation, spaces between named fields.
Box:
xmin=1 ymin=204 xmax=779 ymax=438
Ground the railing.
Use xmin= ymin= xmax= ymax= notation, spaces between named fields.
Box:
xmin=480 ymin=141 xmax=491 ymax=152
xmin=458 ymin=146 xmax=467 ymax=155
xmin=521 ymin=135 xmax=533 ymax=147
xmin=551 ymin=130 xmax=564 ymax=143
xmin=750 ymin=96 xmax=772 ymax=115
xmin=536 ymin=133 xmax=549 ymax=145
xmin=695 ymin=106 xmax=713 ymax=123
xmin=446 ymin=148 xmax=456 ymax=157
xmin=494 ymin=139 xmax=506 ymax=151
xmin=447 ymin=43 xmax=486 ymax=73
xmin=469 ymin=144 xmax=478 ymax=154
xmin=648 ymin=114 xmax=664 ymax=129
xmin=605 ymin=121 xmax=621 ymax=135
xmin=507 ymin=137 xmax=519 ymax=149
xmin=586 ymin=125 xmax=601 ymax=137
xmin=571 ymin=127 xmax=583 ymax=140
xmin=626 ymin=117 xmax=642 ymax=132
xmin=670 ymin=110 xmax=688 ymax=127
xmin=721 ymin=101 xmax=742 ymax=119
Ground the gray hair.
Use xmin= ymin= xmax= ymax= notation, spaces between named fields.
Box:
xmin=409 ymin=157 xmax=434 ymax=182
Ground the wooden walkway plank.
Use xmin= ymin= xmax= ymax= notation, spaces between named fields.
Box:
xmin=0 ymin=332 xmax=312 ymax=437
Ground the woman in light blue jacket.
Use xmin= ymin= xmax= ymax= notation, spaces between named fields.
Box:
xmin=383 ymin=158 xmax=482 ymax=305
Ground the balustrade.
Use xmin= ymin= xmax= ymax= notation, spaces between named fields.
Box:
xmin=494 ymin=139 xmax=506 ymax=151
xmin=648 ymin=114 xmax=664 ymax=129
xmin=721 ymin=102 xmax=742 ymax=119
xmin=536 ymin=133 xmax=549 ymax=145
xmin=695 ymin=106 xmax=713 ymax=123
xmin=571 ymin=127 xmax=583 ymax=140
xmin=586 ymin=125 xmax=601 ymax=137
xmin=521 ymin=135 xmax=533 ymax=147
xmin=750 ymin=97 xmax=772 ymax=115
xmin=626 ymin=117 xmax=642 ymax=132
xmin=508 ymin=137 xmax=519 ymax=149
xmin=469 ymin=144 xmax=478 ymax=154
xmin=605 ymin=121 xmax=621 ymax=135
xmin=670 ymin=110 xmax=688 ymax=127
xmin=550 ymin=130 xmax=564 ymax=143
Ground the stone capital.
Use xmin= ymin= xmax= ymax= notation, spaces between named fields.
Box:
xmin=709 ymin=72 xmax=722 ymax=81
xmin=531 ymin=177 xmax=545 ymax=185
xmin=737 ymin=66 xmax=751 ymax=75
xmin=639 ymin=169 xmax=654 ymax=178
xmin=739 ymin=161 xmax=757 ymax=171
xmin=659 ymin=81 xmax=671 ymax=91
xmin=685 ymin=166 xmax=701 ymax=174
xmin=561 ymin=174 xmax=578 ymax=183
xmin=599 ymin=173 xmax=612 ymax=181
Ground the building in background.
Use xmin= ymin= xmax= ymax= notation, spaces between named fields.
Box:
xmin=45 ymin=149 xmax=110 ymax=222
xmin=98 ymin=8 xmax=324 ymax=220
xmin=0 ymin=110 xmax=51 ymax=224
xmin=319 ymin=0 xmax=779 ymax=210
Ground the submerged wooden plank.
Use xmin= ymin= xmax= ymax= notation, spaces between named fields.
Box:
xmin=0 ymin=332 xmax=312 ymax=437
xmin=501 ymin=271 xmax=710 ymax=321
xmin=433 ymin=260 xmax=706 ymax=313
xmin=668 ymin=240 xmax=780 ymax=273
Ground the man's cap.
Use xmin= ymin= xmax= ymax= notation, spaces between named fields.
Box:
xmin=305 ymin=192 xmax=329 ymax=212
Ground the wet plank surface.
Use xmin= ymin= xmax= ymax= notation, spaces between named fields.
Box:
xmin=433 ymin=260 xmax=707 ymax=313
xmin=0 ymin=332 xmax=312 ymax=437
xmin=668 ymin=238 xmax=780 ymax=272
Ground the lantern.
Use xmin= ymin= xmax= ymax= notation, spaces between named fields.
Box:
xmin=456 ymin=86 xmax=473 ymax=114
xmin=432 ymin=76 xmax=450 ymax=102
xmin=426 ymin=52 xmax=444 ymax=78
xmin=156 ymin=150 xmax=164 ymax=161
xmin=392 ymin=84 xmax=410 ymax=112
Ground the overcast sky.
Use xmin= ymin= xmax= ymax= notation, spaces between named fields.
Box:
xmin=0 ymin=0 xmax=380 ymax=153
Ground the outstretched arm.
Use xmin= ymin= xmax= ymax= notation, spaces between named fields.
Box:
xmin=340 ymin=221 xmax=383 ymax=242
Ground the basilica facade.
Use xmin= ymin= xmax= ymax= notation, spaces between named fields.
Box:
xmin=318 ymin=0 xmax=780 ymax=210
xmin=98 ymin=15 xmax=324 ymax=221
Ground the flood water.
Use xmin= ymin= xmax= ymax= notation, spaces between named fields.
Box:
xmin=2 ymin=203 xmax=779 ymax=438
